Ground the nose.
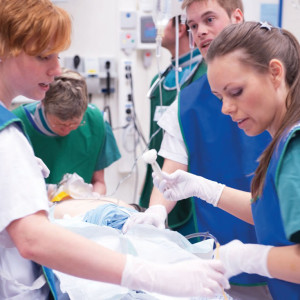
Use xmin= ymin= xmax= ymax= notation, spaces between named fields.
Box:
xmin=221 ymin=98 xmax=236 ymax=116
xmin=47 ymin=56 xmax=61 ymax=78
xmin=197 ymin=24 xmax=208 ymax=37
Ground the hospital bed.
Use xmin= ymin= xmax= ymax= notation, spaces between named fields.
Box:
xmin=48 ymin=173 xmax=232 ymax=299
xmin=50 ymin=216 xmax=231 ymax=300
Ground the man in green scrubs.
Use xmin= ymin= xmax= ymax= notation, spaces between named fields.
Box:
xmin=13 ymin=68 xmax=120 ymax=195
xmin=139 ymin=15 xmax=206 ymax=234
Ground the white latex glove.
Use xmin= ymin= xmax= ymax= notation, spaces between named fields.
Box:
xmin=121 ymin=255 xmax=230 ymax=298
xmin=47 ymin=184 xmax=58 ymax=201
xmin=216 ymin=240 xmax=273 ymax=279
xmin=122 ymin=204 xmax=167 ymax=233
xmin=36 ymin=157 xmax=50 ymax=178
xmin=153 ymin=170 xmax=225 ymax=206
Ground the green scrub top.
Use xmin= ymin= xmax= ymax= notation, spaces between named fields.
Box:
xmin=277 ymin=132 xmax=300 ymax=242
xmin=13 ymin=103 xmax=120 ymax=184
xmin=140 ymin=51 xmax=207 ymax=232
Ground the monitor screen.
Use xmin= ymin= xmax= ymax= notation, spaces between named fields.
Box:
xmin=140 ymin=16 xmax=157 ymax=43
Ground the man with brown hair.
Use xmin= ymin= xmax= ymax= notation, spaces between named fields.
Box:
xmin=13 ymin=69 xmax=121 ymax=195
xmin=139 ymin=14 xmax=206 ymax=235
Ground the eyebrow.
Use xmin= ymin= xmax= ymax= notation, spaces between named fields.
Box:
xmin=224 ymin=84 xmax=230 ymax=92
xmin=211 ymin=84 xmax=229 ymax=96
xmin=187 ymin=11 xmax=216 ymax=25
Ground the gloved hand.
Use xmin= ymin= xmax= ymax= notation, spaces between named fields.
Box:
xmin=121 ymin=255 xmax=230 ymax=298
xmin=122 ymin=205 xmax=167 ymax=233
xmin=216 ymin=240 xmax=273 ymax=279
xmin=35 ymin=156 xmax=50 ymax=178
xmin=153 ymin=170 xmax=225 ymax=206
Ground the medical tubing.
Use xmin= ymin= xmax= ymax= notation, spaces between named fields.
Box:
xmin=106 ymin=133 xmax=164 ymax=199
xmin=188 ymin=29 xmax=195 ymax=73
xmin=122 ymin=123 xmax=134 ymax=153
xmin=108 ymin=126 xmax=162 ymax=198
xmin=185 ymin=232 xmax=219 ymax=246
xmin=113 ymin=120 xmax=146 ymax=148
xmin=156 ymin=55 xmax=164 ymax=108
xmin=120 ymin=117 xmax=147 ymax=151
xmin=108 ymin=75 xmax=162 ymax=200
xmin=110 ymin=167 xmax=137 ymax=199
xmin=121 ymin=118 xmax=145 ymax=153
xmin=122 ymin=65 xmax=146 ymax=152
xmin=105 ymin=150 xmax=140 ymax=198
xmin=127 ymin=70 xmax=140 ymax=203
xmin=128 ymin=62 xmax=147 ymax=146
xmin=108 ymin=18 xmax=168 ymax=200
xmin=155 ymin=20 xmax=165 ymax=109
xmin=148 ymin=126 xmax=162 ymax=145
xmin=180 ymin=13 xmax=186 ymax=25
xmin=133 ymin=122 xmax=139 ymax=204
xmin=187 ymin=233 xmax=228 ymax=299
xmin=188 ymin=49 xmax=193 ymax=73
xmin=156 ymin=34 xmax=162 ymax=58
xmin=175 ymin=15 xmax=180 ymax=94
xmin=215 ymin=243 xmax=229 ymax=300
xmin=133 ymin=117 xmax=147 ymax=147
xmin=188 ymin=29 xmax=194 ymax=50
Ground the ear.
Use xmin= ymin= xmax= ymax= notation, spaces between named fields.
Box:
xmin=178 ymin=23 xmax=188 ymax=39
xmin=231 ymin=8 xmax=244 ymax=24
xmin=269 ymin=59 xmax=284 ymax=88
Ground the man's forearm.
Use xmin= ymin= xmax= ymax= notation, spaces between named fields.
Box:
xmin=149 ymin=158 xmax=188 ymax=213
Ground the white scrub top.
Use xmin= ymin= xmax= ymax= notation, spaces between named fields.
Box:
xmin=158 ymin=99 xmax=188 ymax=165
xmin=0 ymin=124 xmax=49 ymax=299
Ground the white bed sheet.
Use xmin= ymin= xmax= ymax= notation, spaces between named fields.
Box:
xmin=52 ymin=218 xmax=232 ymax=300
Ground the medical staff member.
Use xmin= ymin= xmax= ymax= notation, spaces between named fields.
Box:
xmin=155 ymin=21 xmax=300 ymax=300
xmin=124 ymin=1 xmax=272 ymax=299
xmin=0 ymin=0 xmax=229 ymax=299
xmin=13 ymin=68 xmax=120 ymax=195
xmin=140 ymin=14 xmax=206 ymax=235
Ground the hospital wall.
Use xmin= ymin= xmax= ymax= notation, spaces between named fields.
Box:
xmin=49 ymin=0 xmax=300 ymax=204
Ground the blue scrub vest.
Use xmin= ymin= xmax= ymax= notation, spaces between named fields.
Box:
xmin=252 ymin=124 xmax=300 ymax=299
xmin=179 ymin=74 xmax=272 ymax=285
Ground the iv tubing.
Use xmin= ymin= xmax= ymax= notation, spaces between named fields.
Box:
xmin=215 ymin=243 xmax=229 ymax=300
xmin=188 ymin=29 xmax=195 ymax=73
xmin=155 ymin=22 xmax=164 ymax=108
xmin=156 ymin=56 xmax=164 ymax=108
xmin=186 ymin=232 xmax=228 ymax=300
xmin=185 ymin=231 xmax=219 ymax=245
xmin=175 ymin=15 xmax=180 ymax=94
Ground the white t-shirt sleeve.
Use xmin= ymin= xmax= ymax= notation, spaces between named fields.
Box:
xmin=157 ymin=99 xmax=188 ymax=165
xmin=0 ymin=124 xmax=49 ymax=244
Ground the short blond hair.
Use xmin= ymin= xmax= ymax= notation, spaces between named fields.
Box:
xmin=0 ymin=0 xmax=72 ymax=57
